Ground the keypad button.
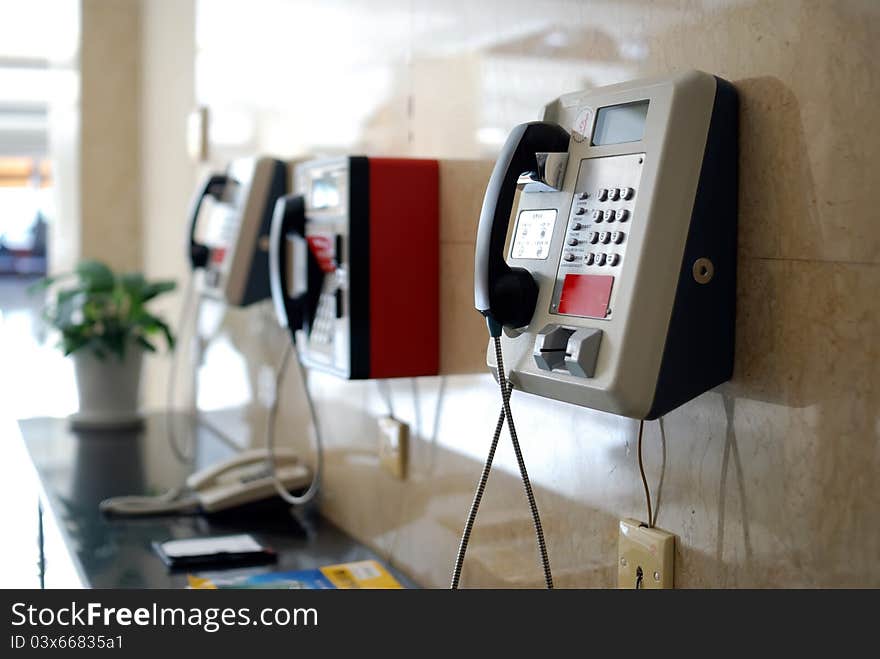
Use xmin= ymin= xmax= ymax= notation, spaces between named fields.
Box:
xmin=599 ymin=231 xmax=610 ymax=244
xmin=564 ymin=253 xmax=575 ymax=262
xmin=608 ymin=253 xmax=620 ymax=266
xmin=595 ymin=253 xmax=607 ymax=266
xmin=608 ymin=188 xmax=620 ymax=201
xmin=584 ymin=253 xmax=595 ymax=265
xmin=587 ymin=231 xmax=599 ymax=244
xmin=568 ymin=237 xmax=579 ymax=246
xmin=597 ymin=188 xmax=608 ymax=201
xmin=592 ymin=210 xmax=603 ymax=222
xmin=576 ymin=207 xmax=586 ymax=215
xmin=620 ymin=187 xmax=634 ymax=200
xmin=615 ymin=209 xmax=629 ymax=222
xmin=603 ymin=209 xmax=615 ymax=222
xmin=571 ymin=222 xmax=583 ymax=231
xmin=579 ymin=192 xmax=589 ymax=200
xmin=611 ymin=231 xmax=625 ymax=244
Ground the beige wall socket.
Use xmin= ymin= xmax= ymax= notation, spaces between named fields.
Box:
xmin=617 ymin=518 xmax=675 ymax=589
xmin=378 ymin=416 xmax=409 ymax=480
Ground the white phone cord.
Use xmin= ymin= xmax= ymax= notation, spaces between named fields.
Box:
xmin=166 ymin=273 xmax=198 ymax=463
xmin=265 ymin=340 xmax=323 ymax=506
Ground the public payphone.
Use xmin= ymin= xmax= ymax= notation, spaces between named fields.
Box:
xmin=188 ymin=157 xmax=288 ymax=306
xmin=454 ymin=70 xmax=739 ymax=588
xmin=270 ymin=156 xmax=440 ymax=379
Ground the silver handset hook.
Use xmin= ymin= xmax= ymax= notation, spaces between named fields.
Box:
xmin=516 ymin=152 xmax=569 ymax=191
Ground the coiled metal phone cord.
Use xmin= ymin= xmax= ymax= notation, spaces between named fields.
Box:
xmin=450 ymin=381 xmax=507 ymax=589
xmin=451 ymin=336 xmax=553 ymax=589
xmin=265 ymin=340 xmax=324 ymax=506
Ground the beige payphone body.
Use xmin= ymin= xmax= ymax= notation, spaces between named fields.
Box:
xmin=475 ymin=70 xmax=738 ymax=419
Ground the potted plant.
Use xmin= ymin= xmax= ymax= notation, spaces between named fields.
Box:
xmin=32 ymin=259 xmax=176 ymax=429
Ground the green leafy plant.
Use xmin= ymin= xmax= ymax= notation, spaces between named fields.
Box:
xmin=31 ymin=259 xmax=177 ymax=360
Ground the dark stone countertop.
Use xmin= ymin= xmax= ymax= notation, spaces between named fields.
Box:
xmin=16 ymin=413 xmax=415 ymax=589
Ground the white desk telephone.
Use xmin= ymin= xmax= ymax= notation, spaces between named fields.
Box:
xmin=100 ymin=449 xmax=312 ymax=516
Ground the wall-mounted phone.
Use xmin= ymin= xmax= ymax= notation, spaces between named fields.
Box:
xmin=270 ymin=156 xmax=440 ymax=379
xmin=475 ymin=70 xmax=738 ymax=419
xmin=188 ymin=157 xmax=288 ymax=306
xmin=100 ymin=448 xmax=311 ymax=516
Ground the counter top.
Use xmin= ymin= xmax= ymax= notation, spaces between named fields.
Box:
xmin=16 ymin=413 xmax=415 ymax=589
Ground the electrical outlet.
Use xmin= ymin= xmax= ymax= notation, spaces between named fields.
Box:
xmin=378 ymin=416 xmax=408 ymax=480
xmin=617 ymin=518 xmax=675 ymax=589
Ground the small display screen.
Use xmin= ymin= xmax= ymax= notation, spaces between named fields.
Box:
xmin=510 ymin=209 xmax=557 ymax=260
xmin=311 ymin=174 xmax=341 ymax=209
xmin=591 ymin=100 xmax=649 ymax=146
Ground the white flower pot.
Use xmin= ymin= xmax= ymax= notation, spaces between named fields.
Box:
xmin=69 ymin=347 xmax=144 ymax=430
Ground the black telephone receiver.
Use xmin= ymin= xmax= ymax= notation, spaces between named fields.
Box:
xmin=474 ymin=121 xmax=570 ymax=335
xmin=187 ymin=173 xmax=229 ymax=269
xmin=269 ymin=194 xmax=324 ymax=339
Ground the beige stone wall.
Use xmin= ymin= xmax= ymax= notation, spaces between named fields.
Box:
xmin=79 ymin=0 xmax=142 ymax=272
xmin=133 ymin=0 xmax=879 ymax=587
xmin=138 ymin=0 xmax=197 ymax=409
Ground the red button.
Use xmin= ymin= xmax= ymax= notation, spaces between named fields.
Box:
xmin=558 ymin=274 xmax=614 ymax=318
xmin=307 ymin=235 xmax=336 ymax=273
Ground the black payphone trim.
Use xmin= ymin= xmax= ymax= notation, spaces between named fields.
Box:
xmin=348 ymin=156 xmax=371 ymax=379
xmin=645 ymin=76 xmax=739 ymax=420
xmin=240 ymin=160 xmax=289 ymax=306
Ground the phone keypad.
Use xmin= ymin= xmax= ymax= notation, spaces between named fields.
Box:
xmin=310 ymin=291 xmax=337 ymax=344
xmin=552 ymin=152 xmax=644 ymax=318
xmin=561 ymin=183 xmax=637 ymax=270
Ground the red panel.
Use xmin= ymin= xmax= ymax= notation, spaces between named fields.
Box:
xmin=558 ymin=274 xmax=614 ymax=318
xmin=368 ymin=158 xmax=439 ymax=378
xmin=210 ymin=247 xmax=226 ymax=264
xmin=306 ymin=234 xmax=336 ymax=273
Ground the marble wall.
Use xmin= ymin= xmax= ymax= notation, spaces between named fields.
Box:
xmin=138 ymin=0 xmax=880 ymax=587
xmin=79 ymin=0 xmax=142 ymax=271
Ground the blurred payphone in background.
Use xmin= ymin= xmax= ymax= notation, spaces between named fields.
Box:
xmin=188 ymin=157 xmax=288 ymax=306
xmin=271 ymin=156 xmax=440 ymax=379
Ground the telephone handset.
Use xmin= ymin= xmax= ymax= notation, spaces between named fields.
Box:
xmin=186 ymin=448 xmax=308 ymax=513
xmin=187 ymin=173 xmax=229 ymax=269
xmin=99 ymin=448 xmax=311 ymax=516
xmin=474 ymin=121 xmax=571 ymax=335
xmin=269 ymin=193 xmax=325 ymax=339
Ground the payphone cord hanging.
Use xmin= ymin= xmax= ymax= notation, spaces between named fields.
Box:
xmin=165 ymin=273 xmax=198 ymax=463
xmin=265 ymin=340 xmax=324 ymax=507
xmin=637 ymin=419 xmax=654 ymax=528
xmin=450 ymin=335 xmax=553 ymax=589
